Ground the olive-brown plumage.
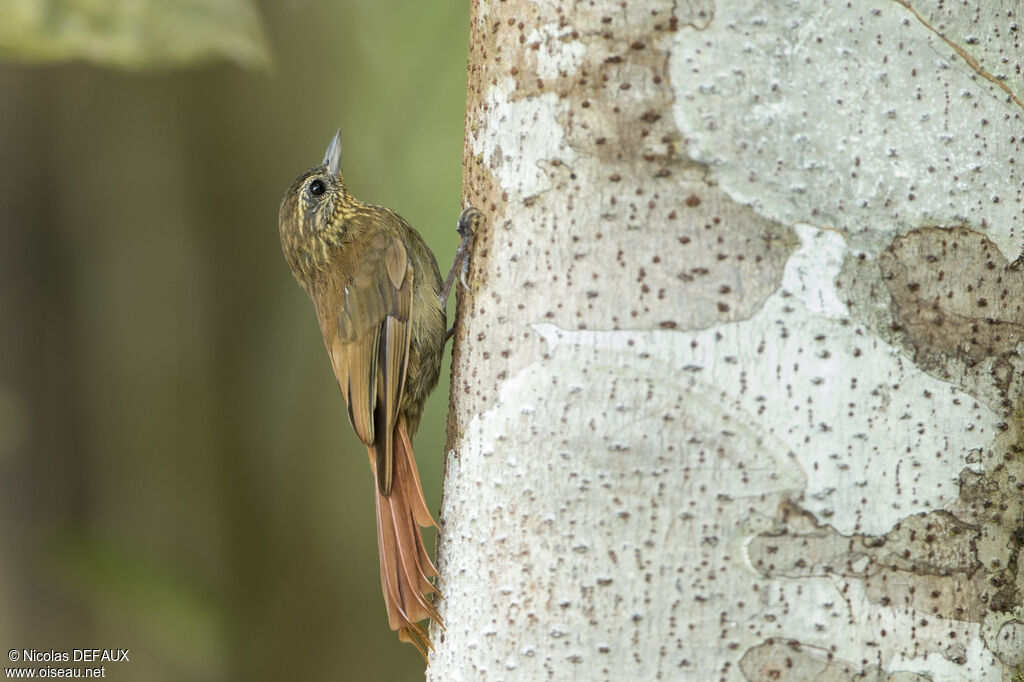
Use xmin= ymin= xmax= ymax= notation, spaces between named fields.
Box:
xmin=278 ymin=131 xmax=448 ymax=657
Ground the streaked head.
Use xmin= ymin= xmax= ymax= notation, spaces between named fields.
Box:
xmin=279 ymin=130 xmax=346 ymax=281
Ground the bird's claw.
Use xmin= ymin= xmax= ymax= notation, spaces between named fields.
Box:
xmin=457 ymin=207 xmax=481 ymax=241
xmin=439 ymin=207 xmax=482 ymax=309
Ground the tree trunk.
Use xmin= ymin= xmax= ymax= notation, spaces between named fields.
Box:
xmin=431 ymin=1 xmax=1024 ymax=679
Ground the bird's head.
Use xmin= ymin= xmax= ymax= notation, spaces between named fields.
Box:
xmin=278 ymin=130 xmax=348 ymax=281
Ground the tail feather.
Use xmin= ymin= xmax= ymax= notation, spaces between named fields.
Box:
xmin=396 ymin=422 xmax=437 ymax=529
xmin=371 ymin=415 xmax=442 ymax=658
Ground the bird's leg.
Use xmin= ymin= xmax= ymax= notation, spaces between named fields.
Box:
xmin=441 ymin=208 xmax=480 ymax=342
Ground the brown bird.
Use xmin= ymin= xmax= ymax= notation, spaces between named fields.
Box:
xmin=278 ymin=131 xmax=475 ymax=657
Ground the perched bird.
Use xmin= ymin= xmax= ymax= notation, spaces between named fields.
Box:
xmin=278 ymin=131 xmax=475 ymax=657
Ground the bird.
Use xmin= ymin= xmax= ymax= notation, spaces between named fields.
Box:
xmin=278 ymin=130 xmax=476 ymax=658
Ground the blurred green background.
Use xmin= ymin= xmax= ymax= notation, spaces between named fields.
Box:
xmin=0 ymin=2 xmax=469 ymax=680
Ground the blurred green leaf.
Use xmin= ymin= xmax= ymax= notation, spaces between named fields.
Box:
xmin=0 ymin=0 xmax=271 ymax=70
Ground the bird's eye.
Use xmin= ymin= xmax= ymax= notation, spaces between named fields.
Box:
xmin=309 ymin=179 xmax=326 ymax=196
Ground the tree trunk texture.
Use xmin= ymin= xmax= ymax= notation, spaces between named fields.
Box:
xmin=431 ymin=1 xmax=1024 ymax=680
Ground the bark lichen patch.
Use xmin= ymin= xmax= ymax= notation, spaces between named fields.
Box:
xmin=952 ymin=417 xmax=1024 ymax=627
xmin=738 ymin=639 xmax=891 ymax=681
xmin=879 ymin=226 xmax=1024 ymax=368
xmin=838 ymin=226 xmax=1024 ymax=423
xmin=749 ymin=503 xmax=986 ymax=622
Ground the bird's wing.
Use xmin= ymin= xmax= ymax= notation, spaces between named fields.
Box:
xmin=324 ymin=232 xmax=413 ymax=496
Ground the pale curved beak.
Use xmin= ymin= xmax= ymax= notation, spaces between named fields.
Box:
xmin=323 ymin=129 xmax=342 ymax=178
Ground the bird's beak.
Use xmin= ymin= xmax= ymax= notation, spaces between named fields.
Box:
xmin=323 ymin=129 xmax=342 ymax=179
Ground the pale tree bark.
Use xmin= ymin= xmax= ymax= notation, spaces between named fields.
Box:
xmin=430 ymin=1 xmax=1024 ymax=680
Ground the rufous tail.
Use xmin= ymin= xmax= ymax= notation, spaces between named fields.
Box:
xmin=370 ymin=415 xmax=442 ymax=659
